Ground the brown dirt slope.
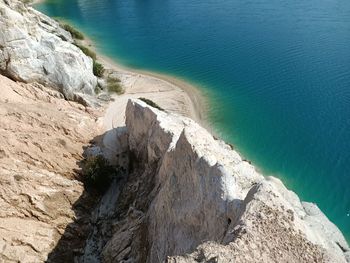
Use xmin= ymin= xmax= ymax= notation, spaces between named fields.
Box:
xmin=0 ymin=74 xmax=101 ymax=262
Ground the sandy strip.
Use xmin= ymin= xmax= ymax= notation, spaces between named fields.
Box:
xmin=75 ymin=37 xmax=207 ymax=130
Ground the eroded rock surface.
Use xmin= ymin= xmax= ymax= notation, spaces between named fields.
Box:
xmin=0 ymin=0 xmax=97 ymax=101
xmin=96 ymin=99 xmax=349 ymax=263
xmin=0 ymin=74 xmax=101 ymax=262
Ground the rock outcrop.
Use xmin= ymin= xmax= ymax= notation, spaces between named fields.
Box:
xmin=95 ymin=99 xmax=350 ymax=263
xmin=0 ymin=1 xmax=349 ymax=261
xmin=0 ymin=74 xmax=101 ymax=262
xmin=0 ymin=0 xmax=97 ymax=101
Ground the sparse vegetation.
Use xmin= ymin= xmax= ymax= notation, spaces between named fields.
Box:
xmin=74 ymin=43 xmax=105 ymax=78
xmin=75 ymin=43 xmax=96 ymax=60
xmin=59 ymin=22 xmax=107 ymax=78
xmin=62 ymin=23 xmax=84 ymax=40
xmin=139 ymin=97 xmax=164 ymax=111
xmin=83 ymin=155 xmax=117 ymax=193
xmin=93 ymin=61 xmax=105 ymax=77
xmin=21 ymin=0 xmax=32 ymax=5
xmin=94 ymin=84 xmax=101 ymax=95
xmin=107 ymin=76 xmax=124 ymax=94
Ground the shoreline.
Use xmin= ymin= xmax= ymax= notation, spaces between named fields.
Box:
xmin=70 ymin=26 xmax=212 ymax=133
xmin=73 ymin=32 xmax=215 ymax=134
xmin=93 ymin=41 xmax=208 ymax=123
xmin=31 ymin=2 xmax=271 ymax=177
xmin=32 ymin=0 xmax=210 ymax=131
xmin=89 ymin=37 xmax=210 ymax=130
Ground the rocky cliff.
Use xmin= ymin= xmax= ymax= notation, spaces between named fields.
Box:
xmin=92 ymin=99 xmax=349 ymax=263
xmin=1 ymin=74 xmax=348 ymax=262
xmin=0 ymin=0 xmax=97 ymax=101
xmin=0 ymin=0 xmax=349 ymax=262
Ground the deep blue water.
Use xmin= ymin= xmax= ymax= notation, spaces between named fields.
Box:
xmin=36 ymin=0 xmax=350 ymax=241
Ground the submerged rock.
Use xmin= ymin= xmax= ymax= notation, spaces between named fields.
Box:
xmin=0 ymin=0 xmax=97 ymax=101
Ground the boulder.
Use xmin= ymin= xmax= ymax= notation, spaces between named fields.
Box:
xmin=0 ymin=0 xmax=97 ymax=100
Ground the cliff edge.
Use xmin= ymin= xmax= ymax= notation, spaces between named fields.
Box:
xmin=94 ymin=99 xmax=350 ymax=263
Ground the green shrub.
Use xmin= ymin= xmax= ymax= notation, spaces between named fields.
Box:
xmin=21 ymin=0 xmax=32 ymax=5
xmin=94 ymin=85 xmax=101 ymax=95
xmin=62 ymin=24 xmax=84 ymax=40
xmin=107 ymin=76 xmax=124 ymax=94
xmin=75 ymin=44 xmax=96 ymax=60
xmin=139 ymin=97 xmax=164 ymax=111
xmin=93 ymin=61 xmax=105 ymax=77
xmin=83 ymin=155 xmax=116 ymax=193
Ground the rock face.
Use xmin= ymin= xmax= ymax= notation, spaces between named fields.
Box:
xmin=0 ymin=1 xmax=349 ymax=260
xmin=0 ymin=0 xmax=97 ymax=101
xmin=0 ymin=73 xmax=349 ymax=263
xmin=97 ymin=99 xmax=350 ymax=263
xmin=0 ymin=74 xmax=101 ymax=262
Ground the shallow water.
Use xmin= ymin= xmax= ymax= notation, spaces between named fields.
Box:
xmin=37 ymin=0 xmax=350 ymax=240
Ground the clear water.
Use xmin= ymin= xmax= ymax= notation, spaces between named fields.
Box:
xmin=36 ymin=0 xmax=350 ymax=241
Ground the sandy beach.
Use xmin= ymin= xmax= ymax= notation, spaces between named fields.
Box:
xmin=74 ymin=37 xmax=207 ymax=132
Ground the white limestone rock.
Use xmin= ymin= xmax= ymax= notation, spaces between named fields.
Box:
xmin=0 ymin=0 xmax=97 ymax=100
xmin=106 ymin=99 xmax=349 ymax=263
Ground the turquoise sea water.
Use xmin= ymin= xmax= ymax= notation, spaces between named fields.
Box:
xmin=36 ymin=0 xmax=350 ymax=241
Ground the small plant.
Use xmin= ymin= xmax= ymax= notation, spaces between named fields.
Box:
xmin=74 ymin=44 xmax=105 ymax=78
xmin=94 ymin=84 xmax=101 ymax=95
xmin=93 ymin=61 xmax=105 ymax=77
xmin=75 ymin=43 xmax=96 ymax=60
xmin=107 ymin=76 xmax=124 ymax=94
xmin=83 ymin=155 xmax=116 ymax=193
xmin=62 ymin=24 xmax=84 ymax=40
xmin=21 ymin=0 xmax=32 ymax=5
xmin=139 ymin=97 xmax=164 ymax=111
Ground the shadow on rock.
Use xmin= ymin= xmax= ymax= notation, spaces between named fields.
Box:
xmin=46 ymin=128 xmax=127 ymax=263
